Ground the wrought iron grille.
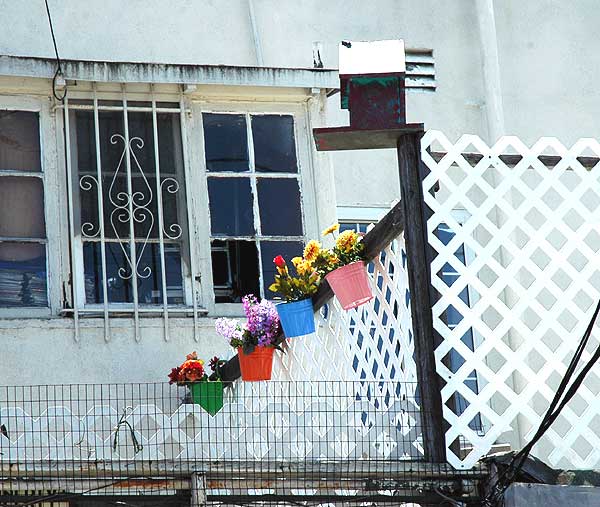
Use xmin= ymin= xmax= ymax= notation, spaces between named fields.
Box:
xmin=0 ymin=381 xmax=484 ymax=505
xmin=63 ymin=93 xmax=199 ymax=343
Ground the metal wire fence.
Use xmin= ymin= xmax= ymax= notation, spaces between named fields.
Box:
xmin=0 ymin=381 xmax=484 ymax=505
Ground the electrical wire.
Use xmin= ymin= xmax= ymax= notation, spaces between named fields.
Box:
xmin=484 ymin=299 xmax=600 ymax=505
xmin=43 ymin=0 xmax=67 ymax=102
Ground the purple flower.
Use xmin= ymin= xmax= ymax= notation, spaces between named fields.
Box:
xmin=215 ymin=317 xmax=244 ymax=344
xmin=242 ymin=295 xmax=280 ymax=347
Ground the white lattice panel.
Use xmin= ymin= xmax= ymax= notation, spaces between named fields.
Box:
xmin=422 ymin=131 xmax=600 ymax=469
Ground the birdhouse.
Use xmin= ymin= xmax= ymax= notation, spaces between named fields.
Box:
xmin=339 ymin=39 xmax=406 ymax=130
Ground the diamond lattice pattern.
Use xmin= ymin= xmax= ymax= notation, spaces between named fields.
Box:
xmin=422 ymin=131 xmax=600 ymax=469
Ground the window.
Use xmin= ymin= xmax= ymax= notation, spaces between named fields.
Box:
xmin=67 ymin=100 xmax=190 ymax=309
xmin=204 ymin=113 xmax=304 ymax=302
xmin=0 ymin=110 xmax=48 ymax=307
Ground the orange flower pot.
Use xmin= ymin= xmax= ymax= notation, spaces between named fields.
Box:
xmin=237 ymin=346 xmax=274 ymax=381
xmin=325 ymin=260 xmax=374 ymax=310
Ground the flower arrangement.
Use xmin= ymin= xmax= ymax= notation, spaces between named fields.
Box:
xmin=168 ymin=351 xmax=225 ymax=385
xmin=215 ymin=294 xmax=281 ymax=352
xmin=313 ymin=223 xmax=366 ymax=276
xmin=268 ymin=253 xmax=320 ymax=302
xmin=215 ymin=295 xmax=281 ymax=381
xmin=168 ymin=352 xmax=227 ymax=415
xmin=314 ymin=223 xmax=373 ymax=310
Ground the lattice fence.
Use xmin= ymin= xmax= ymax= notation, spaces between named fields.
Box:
xmin=422 ymin=131 xmax=600 ymax=469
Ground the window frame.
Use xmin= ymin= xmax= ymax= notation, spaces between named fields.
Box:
xmin=0 ymin=96 xmax=63 ymax=318
xmin=191 ymin=101 xmax=318 ymax=316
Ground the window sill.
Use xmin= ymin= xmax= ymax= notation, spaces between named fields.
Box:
xmin=59 ymin=306 xmax=209 ymax=318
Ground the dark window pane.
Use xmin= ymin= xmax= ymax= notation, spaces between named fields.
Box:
xmin=260 ymin=241 xmax=304 ymax=298
xmin=0 ymin=111 xmax=41 ymax=172
xmin=257 ymin=178 xmax=302 ymax=235
xmin=0 ymin=177 xmax=45 ymax=238
xmin=203 ymin=114 xmax=249 ymax=172
xmin=83 ymin=241 xmax=183 ymax=305
xmin=211 ymin=240 xmax=260 ymax=303
xmin=0 ymin=242 xmax=47 ymax=307
xmin=252 ymin=115 xmax=297 ymax=173
xmin=339 ymin=223 xmax=357 ymax=233
xmin=208 ymin=177 xmax=254 ymax=236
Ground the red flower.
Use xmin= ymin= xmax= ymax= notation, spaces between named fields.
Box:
xmin=186 ymin=351 xmax=198 ymax=360
xmin=179 ymin=360 xmax=206 ymax=382
xmin=168 ymin=366 xmax=181 ymax=385
xmin=209 ymin=356 xmax=221 ymax=371
xmin=273 ymin=255 xmax=286 ymax=268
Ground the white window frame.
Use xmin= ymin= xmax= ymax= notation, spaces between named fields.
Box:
xmin=190 ymin=100 xmax=318 ymax=316
xmin=0 ymin=96 xmax=63 ymax=318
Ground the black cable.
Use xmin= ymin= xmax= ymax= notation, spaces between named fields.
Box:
xmin=43 ymin=0 xmax=67 ymax=102
xmin=485 ymin=300 xmax=600 ymax=505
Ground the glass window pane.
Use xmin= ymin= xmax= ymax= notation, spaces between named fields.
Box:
xmin=210 ymin=240 xmax=260 ymax=303
xmin=260 ymin=240 xmax=304 ymax=298
xmin=257 ymin=178 xmax=302 ymax=236
xmin=0 ymin=176 xmax=45 ymax=238
xmin=83 ymin=241 xmax=183 ymax=304
xmin=208 ymin=177 xmax=254 ymax=236
xmin=0 ymin=111 xmax=41 ymax=172
xmin=0 ymin=242 xmax=47 ymax=307
xmin=252 ymin=115 xmax=297 ymax=173
xmin=203 ymin=114 xmax=249 ymax=172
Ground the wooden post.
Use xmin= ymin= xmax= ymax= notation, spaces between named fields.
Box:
xmin=191 ymin=473 xmax=206 ymax=506
xmin=397 ymin=132 xmax=446 ymax=462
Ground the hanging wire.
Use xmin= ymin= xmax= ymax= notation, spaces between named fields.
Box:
xmin=113 ymin=406 xmax=144 ymax=454
xmin=44 ymin=0 xmax=67 ymax=101
xmin=484 ymin=300 xmax=600 ymax=506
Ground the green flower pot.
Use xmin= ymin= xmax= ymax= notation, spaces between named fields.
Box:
xmin=189 ymin=381 xmax=224 ymax=416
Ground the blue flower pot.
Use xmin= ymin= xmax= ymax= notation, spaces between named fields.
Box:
xmin=276 ymin=298 xmax=316 ymax=338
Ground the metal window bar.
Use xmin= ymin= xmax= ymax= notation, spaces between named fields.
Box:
xmin=63 ymin=97 xmax=81 ymax=341
xmin=92 ymin=83 xmax=110 ymax=341
xmin=121 ymin=89 xmax=141 ymax=342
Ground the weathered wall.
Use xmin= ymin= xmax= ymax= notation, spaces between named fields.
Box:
xmin=0 ymin=0 xmax=487 ymax=208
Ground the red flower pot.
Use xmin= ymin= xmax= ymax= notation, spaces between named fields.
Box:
xmin=325 ymin=261 xmax=374 ymax=310
xmin=238 ymin=346 xmax=274 ymax=381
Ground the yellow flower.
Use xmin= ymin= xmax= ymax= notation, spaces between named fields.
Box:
xmin=291 ymin=256 xmax=303 ymax=268
xmin=336 ymin=230 xmax=358 ymax=253
xmin=322 ymin=223 xmax=340 ymax=236
xmin=303 ymin=240 xmax=321 ymax=262
xmin=296 ymin=259 xmax=313 ymax=276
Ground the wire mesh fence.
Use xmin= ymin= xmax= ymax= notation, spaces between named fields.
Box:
xmin=0 ymin=381 xmax=484 ymax=505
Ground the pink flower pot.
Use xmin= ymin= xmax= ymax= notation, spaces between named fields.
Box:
xmin=325 ymin=261 xmax=373 ymax=310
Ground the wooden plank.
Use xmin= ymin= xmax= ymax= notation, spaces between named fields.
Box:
xmin=219 ymin=199 xmax=406 ymax=382
xmin=191 ymin=473 xmax=206 ymax=506
xmin=397 ymin=133 xmax=446 ymax=463
xmin=313 ymin=124 xmax=424 ymax=151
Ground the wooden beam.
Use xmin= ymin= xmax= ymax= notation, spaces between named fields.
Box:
xmin=191 ymin=473 xmax=206 ymax=506
xmin=219 ymin=200 xmax=405 ymax=382
xmin=313 ymin=124 xmax=424 ymax=151
xmin=397 ymin=132 xmax=446 ymax=463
